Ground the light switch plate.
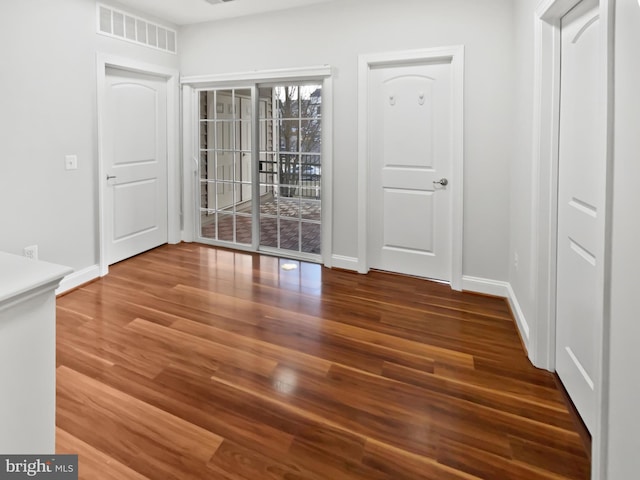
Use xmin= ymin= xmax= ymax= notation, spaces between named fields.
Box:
xmin=65 ymin=154 xmax=78 ymax=170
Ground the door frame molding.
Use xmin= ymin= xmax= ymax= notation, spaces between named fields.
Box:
xmin=531 ymin=0 xmax=614 ymax=477
xmin=357 ymin=46 xmax=465 ymax=290
xmin=96 ymin=53 xmax=180 ymax=276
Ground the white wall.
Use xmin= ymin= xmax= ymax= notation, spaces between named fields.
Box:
xmin=508 ymin=0 xmax=539 ymax=354
xmin=606 ymin=0 xmax=640 ymax=477
xmin=0 ymin=0 xmax=178 ymax=275
xmin=179 ymin=0 xmax=514 ymax=281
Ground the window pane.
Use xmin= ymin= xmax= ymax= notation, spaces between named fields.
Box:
xmin=300 ymin=120 xmax=321 ymax=153
xmin=301 ymin=222 xmax=321 ymax=254
xmin=136 ymin=20 xmax=147 ymax=43
xmin=260 ymin=216 xmax=278 ymax=248
xmin=201 ymin=211 xmax=216 ymax=239
xmin=235 ymin=214 xmax=252 ymax=245
xmin=259 ymin=120 xmax=274 ymax=153
xmin=239 ymin=120 xmax=252 ymax=153
xmin=279 ymin=219 xmax=299 ymax=251
xmin=279 ymin=120 xmax=299 ymax=152
xmin=200 ymin=181 xmax=215 ymax=209
xmin=279 ymin=197 xmax=300 ymax=220
xmin=278 ymin=154 xmax=299 ymax=197
xmin=215 ymin=122 xmax=235 ymax=151
xmin=200 ymin=91 xmax=212 ymax=120
xmin=275 ymin=86 xmax=299 ymax=118
xmin=218 ymin=213 xmax=234 ymax=242
xmin=300 ymin=85 xmax=322 ymax=118
xmin=301 ymin=199 xmax=321 ymax=221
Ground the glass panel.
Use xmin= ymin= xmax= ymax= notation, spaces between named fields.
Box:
xmin=260 ymin=216 xmax=278 ymax=248
xmin=259 ymin=152 xmax=275 ymax=175
xmin=200 ymin=91 xmax=215 ymax=120
xmin=279 ymin=120 xmax=299 ymax=152
xmin=113 ymin=12 xmax=124 ymax=37
xmin=235 ymin=214 xmax=252 ymax=245
xmin=199 ymin=152 xmax=209 ymax=180
xmin=259 ymin=119 xmax=275 ymax=153
xmin=279 ymin=197 xmax=301 ymax=220
xmin=125 ymin=16 xmax=136 ymax=41
xmin=300 ymin=85 xmax=322 ymax=118
xmin=279 ymin=219 xmax=300 ymax=251
xmin=217 ymin=180 xmax=233 ymax=211
xmin=236 ymin=155 xmax=252 ymax=188
xmin=260 ymin=193 xmax=278 ymax=216
xmin=157 ymin=27 xmax=167 ymax=49
xmin=200 ymin=181 xmax=216 ymax=209
xmin=218 ymin=213 xmax=234 ymax=242
xmin=300 ymin=120 xmax=321 ymax=153
xmin=301 ymin=222 xmax=321 ymax=254
xmin=201 ymin=211 xmax=216 ymax=239
xmin=216 ymin=122 xmax=235 ymax=151
xmin=301 ymin=199 xmax=321 ymax=221
xmin=200 ymin=121 xmax=214 ymax=150
xmin=275 ymin=86 xmax=299 ymax=118
xmin=236 ymin=89 xmax=252 ymax=103
xmin=239 ymin=120 xmax=252 ymax=153
xmin=258 ymin=87 xmax=273 ymax=114
xmin=99 ymin=7 xmax=112 ymax=34
xmin=147 ymin=24 xmax=157 ymax=47
xmin=300 ymin=155 xmax=321 ymax=179
xmin=167 ymin=30 xmax=176 ymax=53
xmin=136 ymin=20 xmax=147 ymax=44
xmin=197 ymin=85 xmax=322 ymax=256
xmin=278 ymin=154 xmax=299 ymax=197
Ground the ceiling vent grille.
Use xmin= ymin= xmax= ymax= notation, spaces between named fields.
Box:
xmin=97 ymin=3 xmax=177 ymax=54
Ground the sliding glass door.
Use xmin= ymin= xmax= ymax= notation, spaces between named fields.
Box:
xmin=197 ymin=83 xmax=323 ymax=260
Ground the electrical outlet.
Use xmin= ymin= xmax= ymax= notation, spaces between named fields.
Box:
xmin=23 ymin=245 xmax=38 ymax=260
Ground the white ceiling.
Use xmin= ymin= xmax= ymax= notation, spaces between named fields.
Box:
xmin=114 ymin=0 xmax=337 ymax=26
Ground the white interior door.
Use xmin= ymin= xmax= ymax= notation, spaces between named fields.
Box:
xmin=368 ymin=62 xmax=452 ymax=281
xmin=556 ymin=0 xmax=602 ymax=433
xmin=105 ymin=67 xmax=168 ymax=265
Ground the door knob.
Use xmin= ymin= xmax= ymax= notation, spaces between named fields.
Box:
xmin=433 ymin=178 xmax=448 ymax=186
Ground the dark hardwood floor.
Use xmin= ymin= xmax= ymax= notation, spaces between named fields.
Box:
xmin=55 ymin=243 xmax=590 ymax=479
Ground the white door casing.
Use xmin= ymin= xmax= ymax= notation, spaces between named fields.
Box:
xmin=368 ymin=62 xmax=453 ymax=281
xmin=533 ymin=0 xmax=613 ymax=476
xmin=555 ymin=0 xmax=602 ymax=434
xmin=104 ymin=67 xmax=168 ymax=265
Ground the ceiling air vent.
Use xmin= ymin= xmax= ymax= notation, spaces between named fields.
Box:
xmin=97 ymin=3 xmax=177 ymax=54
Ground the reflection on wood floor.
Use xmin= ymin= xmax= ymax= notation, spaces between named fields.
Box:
xmin=55 ymin=243 xmax=590 ymax=479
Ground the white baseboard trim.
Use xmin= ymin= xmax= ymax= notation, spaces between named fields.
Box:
xmin=461 ymin=275 xmax=510 ymax=297
xmin=330 ymin=255 xmax=359 ymax=272
xmin=461 ymin=275 xmax=531 ymax=354
xmin=505 ymin=283 xmax=531 ymax=353
xmin=56 ymin=264 xmax=100 ymax=295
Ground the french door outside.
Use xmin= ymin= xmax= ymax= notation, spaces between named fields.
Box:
xmin=197 ymin=84 xmax=322 ymax=260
